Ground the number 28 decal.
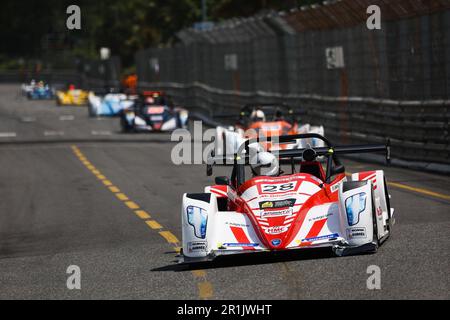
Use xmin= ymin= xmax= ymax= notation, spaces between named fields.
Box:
xmin=261 ymin=182 xmax=297 ymax=193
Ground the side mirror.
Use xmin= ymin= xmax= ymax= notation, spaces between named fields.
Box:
xmin=215 ymin=176 xmax=230 ymax=186
xmin=331 ymin=164 xmax=345 ymax=176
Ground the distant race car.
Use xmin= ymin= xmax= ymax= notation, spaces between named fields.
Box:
xmin=88 ymin=90 xmax=138 ymax=117
xmin=25 ymin=81 xmax=55 ymax=100
xmin=56 ymin=85 xmax=89 ymax=106
xmin=179 ymin=133 xmax=394 ymax=263
xmin=215 ymin=104 xmax=325 ymax=156
xmin=21 ymin=80 xmax=37 ymax=96
xmin=120 ymin=91 xmax=188 ymax=132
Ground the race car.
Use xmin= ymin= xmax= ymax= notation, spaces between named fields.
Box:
xmin=120 ymin=91 xmax=188 ymax=132
xmin=21 ymin=80 xmax=37 ymax=96
xmin=56 ymin=85 xmax=89 ymax=106
xmin=26 ymin=81 xmax=55 ymax=100
xmin=215 ymin=104 xmax=325 ymax=155
xmin=88 ymin=89 xmax=137 ymax=117
xmin=179 ymin=133 xmax=394 ymax=263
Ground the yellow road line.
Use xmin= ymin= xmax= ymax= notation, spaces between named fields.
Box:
xmin=125 ymin=201 xmax=140 ymax=209
xmin=109 ymin=186 xmax=120 ymax=193
xmin=102 ymin=180 xmax=113 ymax=186
xmin=159 ymin=231 xmax=179 ymax=244
xmin=198 ymin=282 xmax=213 ymax=299
xmin=116 ymin=193 xmax=129 ymax=201
xmin=192 ymin=270 xmax=207 ymax=278
xmin=347 ymin=172 xmax=450 ymax=201
xmin=388 ymin=181 xmax=450 ymax=201
xmin=173 ymin=246 xmax=181 ymax=254
xmin=71 ymin=145 xmax=214 ymax=299
xmin=146 ymin=220 xmax=163 ymax=230
xmin=135 ymin=210 xmax=151 ymax=219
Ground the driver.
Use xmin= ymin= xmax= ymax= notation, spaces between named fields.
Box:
xmin=250 ymin=109 xmax=266 ymax=123
xmin=250 ymin=152 xmax=279 ymax=177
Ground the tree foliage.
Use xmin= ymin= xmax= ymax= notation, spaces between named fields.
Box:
xmin=0 ymin=0 xmax=321 ymax=67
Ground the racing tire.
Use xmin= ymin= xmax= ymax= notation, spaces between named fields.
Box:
xmin=88 ymin=103 xmax=96 ymax=117
xmin=120 ymin=116 xmax=133 ymax=133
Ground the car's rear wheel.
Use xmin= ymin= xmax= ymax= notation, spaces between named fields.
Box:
xmin=120 ymin=116 xmax=133 ymax=133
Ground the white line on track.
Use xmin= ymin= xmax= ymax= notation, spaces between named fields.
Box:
xmin=21 ymin=117 xmax=36 ymax=123
xmin=91 ymin=130 xmax=112 ymax=136
xmin=44 ymin=131 xmax=65 ymax=137
xmin=59 ymin=115 xmax=75 ymax=121
xmin=0 ymin=132 xmax=17 ymax=138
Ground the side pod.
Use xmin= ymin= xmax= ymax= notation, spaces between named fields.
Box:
xmin=181 ymin=193 xmax=218 ymax=260
xmin=334 ymin=180 xmax=377 ymax=256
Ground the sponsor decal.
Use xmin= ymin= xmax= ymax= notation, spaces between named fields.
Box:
xmin=186 ymin=206 xmax=208 ymax=239
xmin=347 ymin=227 xmax=367 ymax=239
xmin=309 ymin=212 xmax=333 ymax=222
xmin=259 ymin=198 xmax=296 ymax=210
xmin=187 ymin=241 xmax=207 ymax=253
xmin=330 ymin=177 xmax=347 ymax=193
xmin=222 ymin=243 xmax=259 ymax=248
xmin=260 ymin=201 xmax=274 ymax=209
xmin=225 ymin=222 xmax=250 ymax=228
xmin=302 ymin=233 xmax=339 ymax=243
xmin=331 ymin=183 xmax=340 ymax=193
xmin=264 ymin=226 xmax=289 ymax=235
xmin=258 ymin=192 xmax=297 ymax=199
xmin=271 ymin=239 xmax=282 ymax=247
xmin=376 ymin=207 xmax=383 ymax=217
xmin=261 ymin=208 xmax=293 ymax=218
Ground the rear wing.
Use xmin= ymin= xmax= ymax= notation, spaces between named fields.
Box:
xmin=207 ymin=133 xmax=391 ymax=185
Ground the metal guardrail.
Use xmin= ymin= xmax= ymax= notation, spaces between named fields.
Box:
xmin=140 ymin=81 xmax=450 ymax=165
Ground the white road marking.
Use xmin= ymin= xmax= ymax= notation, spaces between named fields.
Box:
xmin=91 ymin=130 xmax=112 ymax=136
xmin=59 ymin=115 xmax=75 ymax=121
xmin=0 ymin=132 xmax=17 ymax=138
xmin=21 ymin=117 xmax=36 ymax=123
xmin=44 ymin=131 xmax=65 ymax=136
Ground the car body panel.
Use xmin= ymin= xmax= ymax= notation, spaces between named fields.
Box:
xmin=56 ymin=89 xmax=89 ymax=106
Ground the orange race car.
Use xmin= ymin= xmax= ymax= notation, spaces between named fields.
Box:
xmin=215 ymin=104 xmax=325 ymax=156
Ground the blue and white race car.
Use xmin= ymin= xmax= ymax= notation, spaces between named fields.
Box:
xmin=88 ymin=90 xmax=138 ymax=117
xmin=120 ymin=91 xmax=188 ymax=133
xmin=26 ymin=81 xmax=55 ymax=100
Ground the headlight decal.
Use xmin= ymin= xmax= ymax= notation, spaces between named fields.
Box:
xmin=345 ymin=192 xmax=367 ymax=226
xmin=187 ymin=206 xmax=208 ymax=239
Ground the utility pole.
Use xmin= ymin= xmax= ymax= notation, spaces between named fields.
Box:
xmin=202 ymin=0 xmax=207 ymax=22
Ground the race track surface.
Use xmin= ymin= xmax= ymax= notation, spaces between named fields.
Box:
xmin=0 ymin=84 xmax=448 ymax=299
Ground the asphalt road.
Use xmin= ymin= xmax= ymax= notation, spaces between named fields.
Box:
xmin=0 ymin=84 xmax=448 ymax=300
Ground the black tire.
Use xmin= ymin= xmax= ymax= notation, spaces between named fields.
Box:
xmin=88 ymin=103 xmax=96 ymax=117
xmin=120 ymin=116 xmax=132 ymax=133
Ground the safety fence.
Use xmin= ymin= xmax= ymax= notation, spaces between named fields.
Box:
xmin=0 ymin=56 xmax=121 ymax=90
xmin=136 ymin=0 xmax=450 ymax=165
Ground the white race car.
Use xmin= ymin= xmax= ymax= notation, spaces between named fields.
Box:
xmin=179 ymin=133 xmax=394 ymax=263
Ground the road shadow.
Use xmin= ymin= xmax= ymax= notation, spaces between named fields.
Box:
xmin=154 ymin=247 xmax=337 ymax=272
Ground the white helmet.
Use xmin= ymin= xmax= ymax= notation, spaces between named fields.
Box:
xmin=250 ymin=110 xmax=265 ymax=122
xmin=250 ymin=152 xmax=279 ymax=176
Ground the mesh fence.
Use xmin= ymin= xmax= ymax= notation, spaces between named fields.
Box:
xmin=136 ymin=0 xmax=450 ymax=165
xmin=137 ymin=1 xmax=450 ymax=100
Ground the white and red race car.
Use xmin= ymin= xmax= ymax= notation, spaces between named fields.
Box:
xmin=180 ymin=134 xmax=394 ymax=263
